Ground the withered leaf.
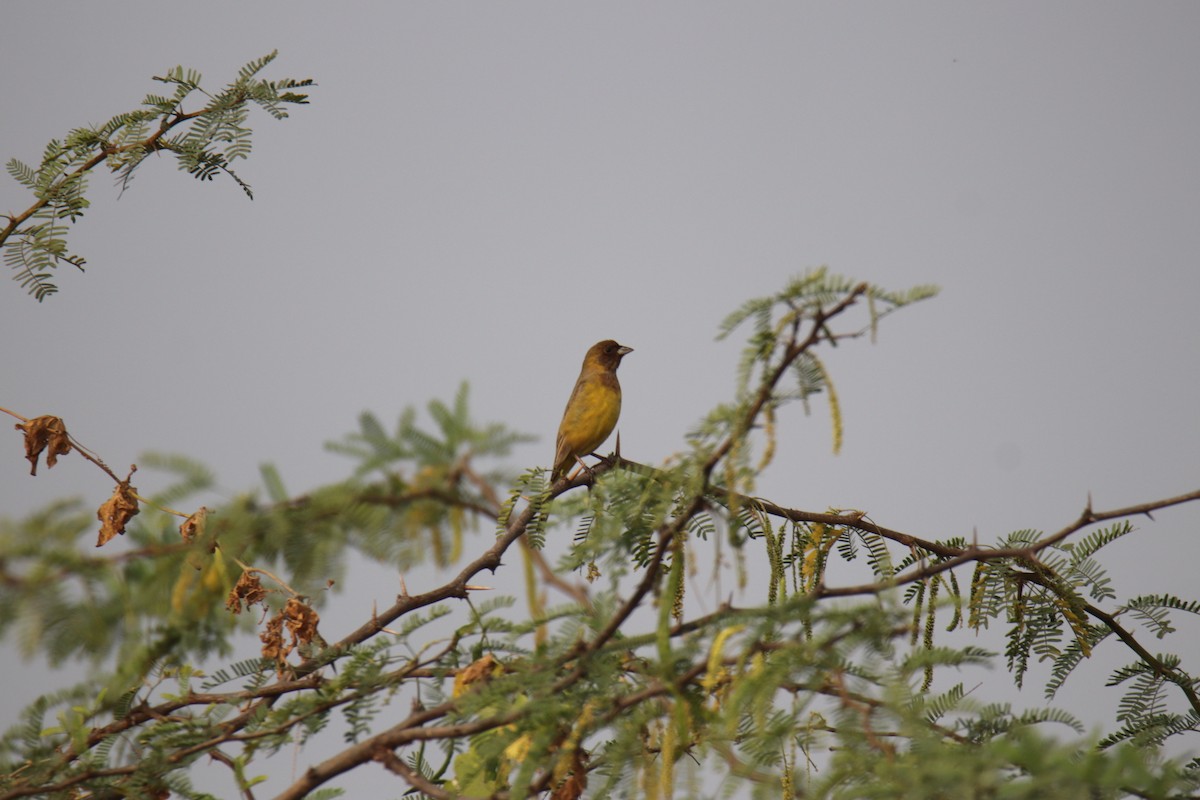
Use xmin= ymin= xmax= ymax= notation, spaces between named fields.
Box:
xmin=17 ymin=415 xmax=72 ymax=476
xmin=549 ymin=749 xmax=588 ymax=800
xmin=453 ymin=653 xmax=500 ymax=698
xmin=261 ymin=598 xmax=323 ymax=674
xmin=283 ymin=597 xmax=321 ymax=647
xmin=260 ymin=609 xmax=286 ymax=670
xmin=226 ymin=571 xmax=267 ymax=614
xmin=96 ymin=479 xmax=139 ymax=547
xmin=180 ymin=506 xmax=209 ymax=543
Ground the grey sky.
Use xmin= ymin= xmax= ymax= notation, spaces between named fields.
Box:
xmin=3 ymin=1 xmax=1199 ymax=794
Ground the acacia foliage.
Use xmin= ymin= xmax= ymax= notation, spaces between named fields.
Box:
xmin=1 ymin=52 xmax=313 ymax=300
xmin=3 ymin=269 xmax=1200 ymax=799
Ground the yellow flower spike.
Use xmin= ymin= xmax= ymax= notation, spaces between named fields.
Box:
xmin=503 ymin=732 xmax=532 ymax=763
xmin=703 ymin=625 xmax=745 ymax=707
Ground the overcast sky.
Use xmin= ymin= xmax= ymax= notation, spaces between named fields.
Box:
xmin=3 ymin=2 xmax=1199 ymax=795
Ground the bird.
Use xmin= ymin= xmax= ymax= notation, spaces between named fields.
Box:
xmin=552 ymin=339 xmax=633 ymax=482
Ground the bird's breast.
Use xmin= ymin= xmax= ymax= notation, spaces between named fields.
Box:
xmin=561 ymin=379 xmax=622 ymax=453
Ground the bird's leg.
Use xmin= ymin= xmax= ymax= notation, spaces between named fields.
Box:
xmin=573 ymin=432 xmax=624 ymax=480
xmin=571 ymin=454 xmax=597 ymax=480
xmin=592 ymin=431 xmax=621 ymax=472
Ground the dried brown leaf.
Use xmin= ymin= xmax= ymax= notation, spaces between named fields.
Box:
xmin=96 ymin=479 xmax=139 ymax=547
xmin=226 ymin=571 xmax=267 ymax=614
xmin=283 ymin=597 xmax=321 ymax=647
xmin=260 ymin=598 xmax=323 ymax=675
xmin=17 ymin=415 xmax=72 ymax=476
xmin=453 ymin=653 xmax=500 ymax=698
xmin=549 ymin=749 xmax=588 ymax=800
xmin=180 ymin=506 xmax=209 ymax=543
xmin=261 ymin=609 xmax=286 ymax=670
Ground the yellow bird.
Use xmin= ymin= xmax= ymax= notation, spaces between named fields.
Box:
xmin=552 ymin=340 xmax=633 ymax=482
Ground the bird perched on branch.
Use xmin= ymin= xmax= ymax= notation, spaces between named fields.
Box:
xmin=552 ymin=340 xmax=633 ymax=482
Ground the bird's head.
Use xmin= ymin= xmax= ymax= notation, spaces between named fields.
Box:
xmin=586 ymin=340 xmax=633 ymax=371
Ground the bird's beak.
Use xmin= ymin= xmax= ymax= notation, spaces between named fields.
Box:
xmin=617 ymin=345 xmax=633 ymax=356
